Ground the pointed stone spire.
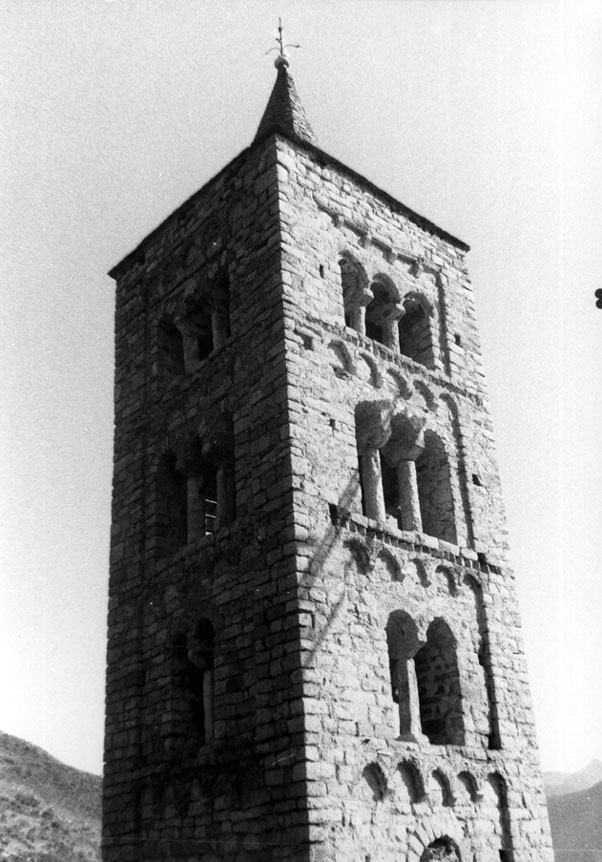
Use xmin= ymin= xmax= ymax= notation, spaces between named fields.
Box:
xmin=254 ymin=55 xmax=317 ymax=146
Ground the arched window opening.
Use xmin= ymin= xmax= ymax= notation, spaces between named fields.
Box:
xmin=157 ymin=451 xmax=187 ymax=554
xmin=187 ymin=435 xmax=235 ymax=539
xmin=357 ymin=451 xmax=371 ymax=518
xmin=196 ymin=413 xmax=236 ymax=533
xmin=216 ymin=453 xmax=236 ymax=529
xmin=187 ymin=448 xmax=219 ymax=540
xmin=386 ymin=611 xmax=422 ymax=741
xmin=380 ymin=452 xmax=399 ymax=519
xmin=186 ymin=302 xmax=214 ymax=362
xmin=398 ymin=762 xmax=424 ymax=803
xmin=355 ymin=404 xmax=429 ymax=530
xmin=430 ymin=770 xmax=454 ymax=807
xmin=479 ymin=643 xmax=502 ymax=751
xmin=223 ymin=274 xmax=232 ymax=338
xmin=484 ymin=773 xmax=514 ymax=862
xmin=159 ymin=318 xmax=185 ymax=378
xmin=187 ymin=620 xmax=215 ymax=744
xmin=414 ymin=619 xmax=465 ymax=745
xmin=365 ymin=281 xmax=398 ymax=348
xmin=361 ymin=763 xmax=386 ymax=802
xmin=355 ymin=405 xmax=387 ymax=521
xmin=464 ymin=574 xmax=501 ymax=749
xmin=381 ymin=412 xmax=426 ymax=532
xmin=457 ymin=771 xmax=478 ymax=804
xmin=202 ymin=462 xmax=218 ymax=534
xmin=420 ymin=837 xmax=461 ymax=861
xmin=213 ymin=270 xmax=231 ymax=348
xmin=173 ymin=619 xmax=215 ymax=746
xmin=398 ymin=299 xmax=434 ymax=368
xmin=416 ymin=431 xmax=457 ymax=543
xmin=210 ymin=412 xmax=236 ymax=531
xmin=339 ymin=255 xmax=368 ymax=333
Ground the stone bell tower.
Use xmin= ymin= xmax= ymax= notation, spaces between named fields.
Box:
xmin=103 ymin=52 xmax=553 ymax=862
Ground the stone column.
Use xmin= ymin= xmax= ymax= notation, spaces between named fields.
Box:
xmin=397 ymin=459 xmax=423 ymax=531
xmin=383 ymin=411 xmax=426 ymax=531
xmin=350 ymin=306 xmax=365 ymax=335
xmin=215 ymin=460 xmax=235 ymax=529
xmin=186 ymin=476 xmax=205 ymax=542
xmin=178 ymin=320 xmax=201 ymax=373
xmin=202 ymin=670 xmax=214 ymax=742
xmin=359 ymin=449 xmax=386 ymax=521
xmin=356 ymin=400 xmax=394 ymax=520
xmin=354 ymin=286 xmax=375 ymax=337
xmin=397 ymin=658 xmax=424 ymax=742
xmin=383 ymin=303 xmax=403 ymax=352
xmin=212 ymin=306 xmax=229 ymax=350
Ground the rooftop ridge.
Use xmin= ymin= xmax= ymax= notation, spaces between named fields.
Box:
xmin=108 ymin=132 xmax=469 ymax=281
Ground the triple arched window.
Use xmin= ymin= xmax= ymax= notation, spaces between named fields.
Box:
xmin=339 ymin=255 xmax=436 ymax=370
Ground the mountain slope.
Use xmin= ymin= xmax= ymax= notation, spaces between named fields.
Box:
xmin=2 ymin=730 xmax=601 ymax=862
xmin=547 ymin=779 xmax=602 ymax=862
xmin=545 ymin=760 xmax=602 ymax=797
xmin=0 ymin=731 xmax=101 ymax=862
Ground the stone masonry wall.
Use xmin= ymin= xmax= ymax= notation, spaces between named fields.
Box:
xmin=105 ymin=137 xmax=313 ymax=862
xmin=272 ymin=135 xmax=553 ymax=861
xmin=105 ymin=127 xmax=553 ymax=862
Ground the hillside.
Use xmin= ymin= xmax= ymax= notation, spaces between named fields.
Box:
xmin=547 ymin=780 xmax=602 ymax=862
xmin=0 ymin=731 xmax=101 ymax=862
xmin=545 ymin=760 xmax=602 ymax=798
xmin=1 ymin=730 xmax=601 ymax=861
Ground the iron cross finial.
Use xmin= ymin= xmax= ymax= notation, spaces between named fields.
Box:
xmin=265 ymin=18 xmax=300 ymax=68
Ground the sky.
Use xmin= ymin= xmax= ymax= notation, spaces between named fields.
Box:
xmin=0 ymin=0 xmax=600 ymax=777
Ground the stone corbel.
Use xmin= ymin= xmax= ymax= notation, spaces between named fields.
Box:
xmin=411 ymin=256 xmax=425 ymax=278
xmin=343 ymin=537 xmax=373 ymax=574
xmin=418 ymin=558 xmax=438 ymax=588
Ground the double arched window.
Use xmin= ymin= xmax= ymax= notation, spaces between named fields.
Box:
xmin=156 ymin=423 xmax=236 ymax=555
xmin=158 ymin=269 xmax=231 ymax=379
xmin=172 ymin=619 xmax=215 ymax=746
xmin=355 ymin=405 xmax=456 ymax=543
xmin=387 ymin=612 xmax=465 ymax=746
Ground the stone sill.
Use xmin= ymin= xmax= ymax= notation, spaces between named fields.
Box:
xmin=325 ymin=320 xmax=484 ymax=404
xmin=153 ymin=523 xmax=237 ymax=571
xmin=328 ymin=504 xmax=501 ymax=576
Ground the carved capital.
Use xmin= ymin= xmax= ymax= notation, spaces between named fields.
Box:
xmin=382 ymin=411 xmax=427 ymax=463
xmin=355 ymin=400 xmax=393 ymax=452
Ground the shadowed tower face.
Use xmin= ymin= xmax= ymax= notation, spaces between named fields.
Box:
xmin=103 ymin=53 xmax=553 ymax=862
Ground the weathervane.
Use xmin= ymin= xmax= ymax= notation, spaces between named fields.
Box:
xmin=265 ymin=18 xmax=300 ymax=68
